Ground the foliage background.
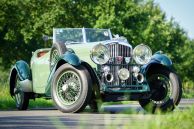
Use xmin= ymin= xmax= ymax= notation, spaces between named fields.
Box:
xmin=0 ymin=0 xmax=194 ymax=97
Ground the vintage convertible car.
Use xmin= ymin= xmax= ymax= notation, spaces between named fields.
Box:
xmin=9 ymin=28 xmax=182 ymax=113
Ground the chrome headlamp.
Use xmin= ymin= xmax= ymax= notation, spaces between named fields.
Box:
xmin=90 ymin=43 xmax=110 ymax=65
xmin=133 ymin=44 xmax=152 ymax=65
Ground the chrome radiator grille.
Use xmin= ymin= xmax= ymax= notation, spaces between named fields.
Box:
xmin=102 ymin=43 xmax=132 ymax=87
xmin=109 ymin=43 xmax=131 ymax=60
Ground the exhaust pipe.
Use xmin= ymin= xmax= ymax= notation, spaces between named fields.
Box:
xmin=136 ymin=73 xmax=144 ymax=83
xmin=105 ymin=73 xmax=114 ymax=83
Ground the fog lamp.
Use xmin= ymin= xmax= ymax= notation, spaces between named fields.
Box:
xmin=118 ymin=68 xmax=129 ymax=81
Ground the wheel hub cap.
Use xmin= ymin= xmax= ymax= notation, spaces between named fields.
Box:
xmin=62 ymin=84 xmax=68 ymax=92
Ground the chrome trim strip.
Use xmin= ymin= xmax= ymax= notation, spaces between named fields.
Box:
xmin=82 ymin=27 xmax=87 ymax=43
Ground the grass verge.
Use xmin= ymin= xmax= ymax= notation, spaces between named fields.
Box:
xmin=0 ymin=82 xmax=53 ymax=110
xmin=143 ymin=106 xmax=194 ymax=129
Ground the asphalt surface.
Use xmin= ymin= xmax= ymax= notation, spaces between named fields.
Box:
xmin=0 ymin=99 xmax=193 ymax=129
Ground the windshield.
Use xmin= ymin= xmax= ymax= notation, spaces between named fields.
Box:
xmin=53 ymin=28 xmax=112 ymax=44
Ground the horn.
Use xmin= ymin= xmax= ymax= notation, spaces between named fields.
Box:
xmin=105 ymin=73 xmax=114 ymax=83
xmin=136 ymin=73 xmax=144 ymax=83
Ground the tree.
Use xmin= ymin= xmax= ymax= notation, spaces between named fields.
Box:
xmin=0 ymin=0 xmax=96 ymax=68
xmin=0 ymin=0 xmax=194 ymax=84
xmin=94 ymin=0 xmax=194 ymax=83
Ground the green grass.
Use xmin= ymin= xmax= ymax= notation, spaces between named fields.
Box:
xmin=0 ymin=82 xmax=54 ymax=110
xmin=143 ymin=107 xmax=194 ymax=129
xmin=110 ymin=106 xmax=194 ymax=129
xmin=48 ymin=105 xmax=194 ymax=129
xmin=0 ymin=68 xmax=54 ymax=110
xmin=182 ymin=81 xmax=194 ymax=98
xmin=0 ymin=86 xmax=16 ymax=110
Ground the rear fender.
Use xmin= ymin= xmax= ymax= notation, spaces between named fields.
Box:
xmin=9 ymin=60 xmax=32 ymax=96
xmin=12 ymin=60 xmax=32 ymax=80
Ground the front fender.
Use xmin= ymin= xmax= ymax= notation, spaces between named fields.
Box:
xmin=45 ymin=51 xmax=81 ymax=96
xmin=151 ymin=52 xmax=172 ymax=67
xmin=59 ymin=51 xmax=81 ymax=66
xmin=142 ymin=52 xmax=173 ymax=75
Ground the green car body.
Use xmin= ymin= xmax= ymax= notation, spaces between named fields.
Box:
xmin=9 ymin=28 xmax=182 ymax=113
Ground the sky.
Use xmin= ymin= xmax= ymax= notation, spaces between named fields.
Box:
xmin=154 ymin=0 xmax=194 ymax=39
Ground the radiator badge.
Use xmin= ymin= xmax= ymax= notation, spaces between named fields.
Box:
xmin=116 ymin=56 xmax=123 ymax=64
xmin=124 ymin=57 xmax=131 ymax=64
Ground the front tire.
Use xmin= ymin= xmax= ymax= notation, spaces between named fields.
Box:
xmin=139 ymin=68 xmax=182 ymax=113
xmin=51 ymin=64 xmax=92 ymax=113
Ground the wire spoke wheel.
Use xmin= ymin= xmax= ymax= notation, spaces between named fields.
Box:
xmin=14 ymin=75 xmax=23 ymax=106
xmin=56 ymin=71 xmax=81 ymax=106
xmin=149 ymin=74 xmax=172 ymax=105
xmin=13 ymin=74 xmax=29 ymax=110
xmin=50 ymin=49 xmax=59 ymax=70
xmin=51 ymin=64 xmax=92 ymax=113
xmin=49 ymin=43 xmax=67 ymax=70
xmin=139 ymin=68 xmax=182 ymax=113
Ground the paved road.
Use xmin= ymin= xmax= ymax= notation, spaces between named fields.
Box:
xmin=0 ymin=99 xmax=193 ymax=129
